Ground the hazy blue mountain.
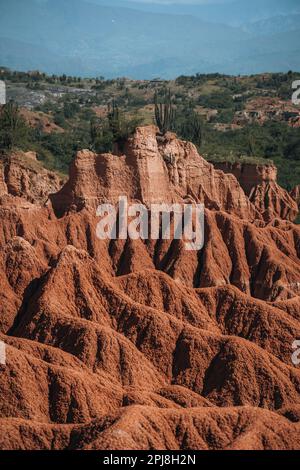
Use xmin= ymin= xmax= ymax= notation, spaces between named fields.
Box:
xmin=0 ymin=0 xmax=299 ymax=78
xmin=0 ymin=36 xmax=87 ymax=76
xmin=244 ymin=15 xmax=300 ymax=36
xmin=87 ymin=0 xmax=300 ymax=25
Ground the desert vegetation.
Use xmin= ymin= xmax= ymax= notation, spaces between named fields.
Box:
xmin=1 ymin=68 xmax=300 ymax=189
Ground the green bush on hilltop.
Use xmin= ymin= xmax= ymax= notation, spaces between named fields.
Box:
xmin=0 ymin=101 xmax=30 ymax=151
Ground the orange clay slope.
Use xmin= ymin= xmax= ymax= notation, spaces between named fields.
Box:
xmin=0 ymin=126 xmax=299 ymax=450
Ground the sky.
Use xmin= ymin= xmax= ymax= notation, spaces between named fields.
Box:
xmin=131 ymin=1 xmax=234 ymax=3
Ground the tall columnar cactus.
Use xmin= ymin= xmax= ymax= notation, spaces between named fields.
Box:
xmin=181 ymin=112 xmax=202 ymax=148
xmin=107 ymin=100 xmax=121 ymax=138
xmin=154 ymin=89 xmax=176 ymax=134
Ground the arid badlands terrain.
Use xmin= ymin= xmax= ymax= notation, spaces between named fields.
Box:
xmin=0 ymin=126 xmax=300 ymax=450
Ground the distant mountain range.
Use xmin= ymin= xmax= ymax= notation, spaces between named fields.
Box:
xmin=87 ymin=0 xmax=300 ymax=25
xmin=0 ymin=0 xmax=299 ymax=78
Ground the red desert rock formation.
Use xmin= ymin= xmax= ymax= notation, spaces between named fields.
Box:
xmin=291 ymin=185 xmax=300 ymax=207
xmin=51 ymin=126 xmax=260 ymax=221
xmin=0 ymin=126 xmax=300 ymax=450
xmin=213 ymin=161 xmax=298 ymax=222
xmin=0 ymin=151 xmax=65 ymax=204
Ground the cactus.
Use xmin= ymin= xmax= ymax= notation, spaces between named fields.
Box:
xmin=107 ymin=100 xmax=122 ymax=138
xmin=154 ymin=89 xmax=176 ymax=134
xmin=181 ymin=112 xmax=202 ymax=147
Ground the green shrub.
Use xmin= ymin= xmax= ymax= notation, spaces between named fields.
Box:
xmin=0 ymin=101 xmax=30 ymax=150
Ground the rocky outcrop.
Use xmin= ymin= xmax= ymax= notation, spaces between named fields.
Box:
xmin=0 ymin=151 xmax=64 ymax=204
xmin=51 ymin=126 xmax=260 ymax=220
xmin=291 ymin=185 xmax=300 ymax=206
xmin=0 ymin=127 xmax=300 ymax=450
xmin=52 ymin=127 xmax=297 ymax=222
xmin=249 ymin=182 xmax=298 ymax=222
xmin=213 ymin=161 xmax=298 ymax=222
xmin=211 ymin=161 xmax=277 ymax=195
